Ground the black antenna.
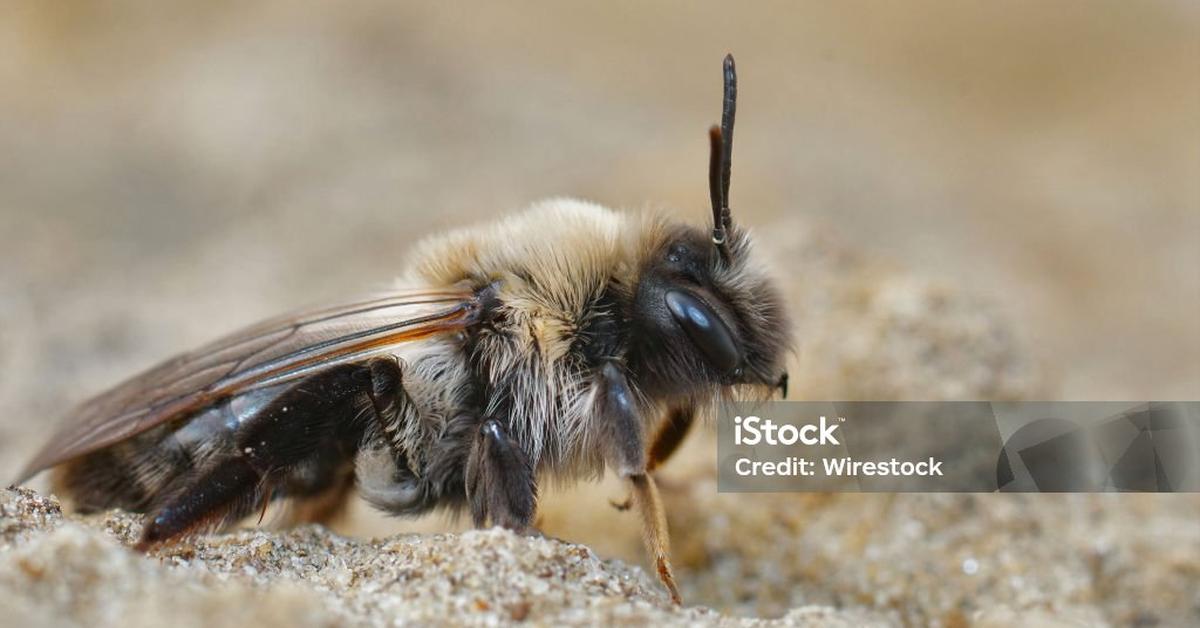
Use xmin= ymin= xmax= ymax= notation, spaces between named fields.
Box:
xmin=720 ymin=53 xmax=736 ymax=228
xmin=708 ymin=126 xmax=725 ymax=248
xmin=709 ymin=54 xmax=737 ymax=263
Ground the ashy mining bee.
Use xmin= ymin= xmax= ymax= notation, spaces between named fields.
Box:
xmin=14 ymin=54 xmax=790 ymax=604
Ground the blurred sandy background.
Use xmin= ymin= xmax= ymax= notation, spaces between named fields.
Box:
xmin=1 ymin=1 xmax=1197 ymax=623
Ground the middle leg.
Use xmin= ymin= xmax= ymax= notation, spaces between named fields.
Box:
xmin=464 ymin=418 xmax=537 ymax=530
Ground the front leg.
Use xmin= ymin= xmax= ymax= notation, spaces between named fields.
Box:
xmin=464 ymin=418 xmax=537 ymax=530
xmin=598 ymin=362 xmax=683 ymax=605
xmin=648 ymin=404 xmax=697 ymax=473
xmin=610 ymin=403 xmax=698 ymax=511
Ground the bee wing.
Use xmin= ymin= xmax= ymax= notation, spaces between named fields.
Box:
xmin=16 ymin=286 xmax=483 ymax=483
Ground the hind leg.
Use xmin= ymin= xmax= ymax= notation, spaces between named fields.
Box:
xmin=285 ymin=463 xmax=357 ymax=526
xmin=138 ymin=357 xmax=403 ymax=547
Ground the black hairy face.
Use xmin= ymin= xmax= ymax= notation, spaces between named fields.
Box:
xmin=626 ymin=223 xmax=792 ymax=402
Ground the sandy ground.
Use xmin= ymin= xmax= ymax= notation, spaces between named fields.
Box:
xmin=1 ymin=2 xmax=1197 ymax=626
xmin=3 ymin=487 xmax=899 ymax=627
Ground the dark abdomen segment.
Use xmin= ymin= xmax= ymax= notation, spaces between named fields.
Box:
xmin=58 ymin=357 xmax=407 ymax=546
xmin=141 ymin=358 xmax=410 ymax=545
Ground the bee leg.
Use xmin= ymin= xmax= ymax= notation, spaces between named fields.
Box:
xmin=609 ymin=403 xmax=697 ymax=511
xmin=646 ymin=404 xmax=696 ymax=473
xmin=464 ymin=418 xmax=537 ymax=531
xmin=139 ymin=362 xmax=379 ymax=547
xmin=137 ymin=455 xmax=262 ymax=548
xmin=628 ymin=473 xmax=681 ymax=605
xmin=284 ymin=463 xmax=356 ymax=525
xmin=598 ymin=362 xmax=682 ymax=605
xmin=287 ymin=357 xmax=405 ymax=525
xmin=362 ymin=355 xmax=410 ymax=461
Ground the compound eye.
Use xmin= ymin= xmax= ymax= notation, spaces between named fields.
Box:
xmin=664 ymin=289 xmax=741 ymax=373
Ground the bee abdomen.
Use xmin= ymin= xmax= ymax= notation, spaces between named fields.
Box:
xmin=52 ymin=444 xmax=154 ymax=513
xmin=52 ymin=419 xmax=217 ymax=514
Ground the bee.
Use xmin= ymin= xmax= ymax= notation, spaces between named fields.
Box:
xmin=14 ymin=54 xmax=790 ymax=604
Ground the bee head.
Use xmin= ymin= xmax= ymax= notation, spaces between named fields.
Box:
xmin=627 ymin=54 xmax=792 ymax=402
xmin=630 ymin=221 xmax=792 ymax=402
